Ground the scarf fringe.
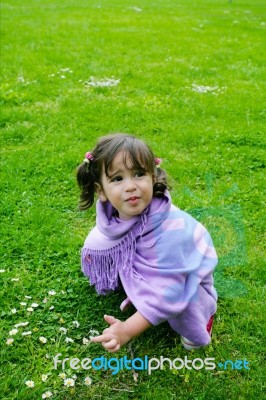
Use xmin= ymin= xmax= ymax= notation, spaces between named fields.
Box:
xmin=82 ymin=213 xmax=147 ymax=294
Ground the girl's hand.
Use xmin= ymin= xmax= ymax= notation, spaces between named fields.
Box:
xmin=90 ymin=315 xmax=132 ymax=353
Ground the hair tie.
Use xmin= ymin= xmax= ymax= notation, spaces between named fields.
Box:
xmin=154 ymin=157 xmax=162 ymax=168
xmin=83 ymin=152 xmax=94 ymax=164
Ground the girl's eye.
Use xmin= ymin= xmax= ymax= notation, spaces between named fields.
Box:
xmin=111 ymin=176 xmax=123 ymax=182
xmin=135 ymin=171 xmax=146 ymax=177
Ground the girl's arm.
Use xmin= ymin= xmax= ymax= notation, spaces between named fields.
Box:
xmin=91 ymin=311 xmax=151 ymax=353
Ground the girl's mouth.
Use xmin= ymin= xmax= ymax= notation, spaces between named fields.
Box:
xmin=126 ymin=197 xmax=140 ymax=204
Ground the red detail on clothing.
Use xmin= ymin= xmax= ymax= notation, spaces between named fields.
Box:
xmin=207 ymin=315 xmax=214 ymax=335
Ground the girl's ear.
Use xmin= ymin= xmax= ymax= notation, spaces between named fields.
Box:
xmin=95 ymin=183 xmax=108 ymax=202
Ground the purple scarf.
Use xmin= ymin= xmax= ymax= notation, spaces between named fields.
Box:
xmin=82 ymin=193 xmax=170 ymax=294
xmin=82 ymin=192 xmax=218 ymax=345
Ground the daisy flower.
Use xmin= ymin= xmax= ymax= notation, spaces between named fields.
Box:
xmin=39 ymin=336 xmax=47 ymax=344
xmin=65 ymin=337 xmax=74 ymax=343
xmin=82 ymin=337 xmax=90 ymax=345
xmin=42 ymin=391 xmax=53 ymax=399
xmin=84 ymin=376 xmax=92 ymax=386
xmin=89 ymin=329 xmax=100 ymax=339
xmin=59 ymin=327 xmax=68 ymax=334
xmin=22 ymin=331 xmax=32 ymax=336
xmin=9 ymin=329 xmax=18 ymax=336
xmin=73 ymin=320 xmax=80 ymax=328
xmin=6 ymin=338 xmax=14 ymax=345
xmin=25 ymin=380 xmax=35 ymax=388
xmin=11 ymin=308 xmax=17 ymax=314
xmin=59 ymin=372 xmax=66 ymax=379
xmin=31 ymin=303 xmax=39 ymax=308
xmin=27 ymin=307 xmax=34 ymax=312
xmin=11 ymin=278 xmax=19 ymax=281
xmin=64 ymin=378 xmax=75 ymax=387
xmin=20 ymin=302 xmax=27 ymax=306
xmin=15 ymin=321 xmax=29 ymax=328
xmin=48 ymin=290 xmax=56 ymax=296
xmin=25 ymin=296 xmax=32 ymax=299
xmin=0 ymin=269 xmax=6 ymax=273
xmin=41 ymin=374 xmax=48 ymax=382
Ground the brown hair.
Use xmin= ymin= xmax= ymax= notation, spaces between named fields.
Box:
xmin=77 ymin=133 xmax=169 ymax=210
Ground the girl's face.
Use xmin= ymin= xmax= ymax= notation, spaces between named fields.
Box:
xmin=96 ymin=151 xmax=154 ymax=220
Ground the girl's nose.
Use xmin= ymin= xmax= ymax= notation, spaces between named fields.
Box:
xmin=125 ymin=178 xmax=137 ymax=192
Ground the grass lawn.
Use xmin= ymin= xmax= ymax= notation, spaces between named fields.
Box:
xmin=0 ymin=0 xmax=265 ymax=399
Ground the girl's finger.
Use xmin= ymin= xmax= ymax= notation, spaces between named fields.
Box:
xmin=104 ymin=314 xmax=120 ymax=325
xmin=102 ymin=338 xmax=119 ymax=350
xmin=107 ymin=343 xmax=121 ymax=353
xmin=90 ymin=333 xmax=113 ymax=343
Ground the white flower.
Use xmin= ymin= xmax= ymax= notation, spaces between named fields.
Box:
xmin=60 ymin=68 xmax=72 ymax=73
xmin=43 ymin=298 xmax=48 ymax=303
xmin=131 ymin=6 xmax=142 ymax=12
xmin=39 ymin=336 xmax=47 ymax=344
xmin=42 ymin=391 xmax=53 ymax=399
xmin=49 ymin=306 xmax=54 ymax=310
xmin=11 ymin=278 xmax=19 ymax=281
xmin=84 ymin=76 xmax=120 ymax=88
xmin=15 ymin=321 xmax=29 ymax=328
xmin=22 ymin=331 xmax=32 ymax=336
xmin=31 ymin=303 xmax=39 ymax=308
xmin=6 ymin=338 xmax=14 ymax=345
xmin=25 ymin=380 xmax=35 ymax=388
xmin=0 ymin=269 xmax=6 ymax=273
xmin=41 ymin=374 xmax=48 ymax=382
xmin=84 ymin=376 xmax=92 ymax=386
xmin=89 ymin=329 xmax=100 ymax=339
xmin=27 ymin=307 xmax=34 ymax=312
xmin=72 ymin=374 xmax=77 ymax=380
xmin=11 ymin=308 xmax=17 ymax=314
xmin=82 ymin=337 xmax=90 ymax=345
xmin=64 ymin=378 xmax=75 ymax=387
xmin=190 ymin=84 xmax=226 ymax=95
xmin=59 ymin=372 xmax=66 ymax=379
xmin=59 ymin=327 xmax=68 ymax=334
xmin=73 ymin=320 xmax=80 ymax=328
xmin=45 ymin=354 xmax=50 ymax=359
xmin=9 ymin=329 xmax=18 ymax=336
xmin=20 ymin=302 xmax=27 ymax=306
xmin=25 ymin=296 xmax=32 ymax=299
xmin=65 ymin=337 xmax=74 ymax=343
xmin=48 ymin=290 xmax=56 ymax=296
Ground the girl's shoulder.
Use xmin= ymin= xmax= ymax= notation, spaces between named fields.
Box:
xmin=83 ymin=226 xmax=122 ymax=251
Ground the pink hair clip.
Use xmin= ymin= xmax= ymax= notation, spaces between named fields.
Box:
xmin=83 ymin=151 xmax=94 ymax=164
xmin=154 ymin=157 xmax=162 ymax=167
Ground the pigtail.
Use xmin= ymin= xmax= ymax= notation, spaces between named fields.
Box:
xmin=153 ymin=167 xmax=169 ymax=197
xmin=77 ymin=161 xmax=96 ymax=210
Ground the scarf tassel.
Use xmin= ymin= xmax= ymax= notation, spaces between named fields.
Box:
xmin=82 ymin=231 xmax=137 ymax=295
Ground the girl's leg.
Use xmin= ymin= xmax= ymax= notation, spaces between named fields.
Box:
xmin=181 ymin=315 xmax=214 ymax=351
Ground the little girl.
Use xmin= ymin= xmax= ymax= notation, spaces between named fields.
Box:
xmin=77 ymin=133 xmax=218 ymax=353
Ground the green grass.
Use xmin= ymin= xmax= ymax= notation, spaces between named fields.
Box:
xmin=0 ymin=0 xmax=265 ymax=398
